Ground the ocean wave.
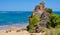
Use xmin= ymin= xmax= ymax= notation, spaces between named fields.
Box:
xmin=0 ymin=22 xmax=29 ymax=30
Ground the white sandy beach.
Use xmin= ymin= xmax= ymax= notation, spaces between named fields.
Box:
xmin=0 ymin=23 xmax=30 ymax=35
xmin=0 ymin=23 xmax=45 ymax=35
xmin=0 ymin=28 xmax=30 ymax=35
xmin=0 ymin=27 xmax=45 ymax=35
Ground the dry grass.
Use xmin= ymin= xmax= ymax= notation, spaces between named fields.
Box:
xmin=30 ymin=34 xmax=36 ymax=35
xmin=44 ymin=28 xmax=60 ymax=35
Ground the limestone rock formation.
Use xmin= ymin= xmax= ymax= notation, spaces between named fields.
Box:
xmin=27 ymin=1 xmax=51 ymax=33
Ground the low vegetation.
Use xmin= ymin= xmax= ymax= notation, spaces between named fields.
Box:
xmin=28 ymin=14 xmax=40 ymax=32
xmin=28 ymin=8 xmax=60 ymax=34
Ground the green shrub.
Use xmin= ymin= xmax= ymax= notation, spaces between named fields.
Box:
xmin=46 ymin=8 xmax=53 ymax=14
xmin=58 ymin=32 xmax=60 ymax=35
xmin=29 ymin=14 xmax=40 ymax=32
xmin=48 ymin=13 xmax=60 ymax=28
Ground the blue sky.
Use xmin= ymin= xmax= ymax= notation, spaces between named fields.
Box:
xmin=0 ymin=0 xmax=60 ymax=11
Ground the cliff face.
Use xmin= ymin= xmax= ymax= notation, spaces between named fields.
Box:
xmin=27 ymin=2 xmax=60 ymax=33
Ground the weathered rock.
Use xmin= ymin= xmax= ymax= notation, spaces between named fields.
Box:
xmin=27 ymin=2 xmax=50 ymax=33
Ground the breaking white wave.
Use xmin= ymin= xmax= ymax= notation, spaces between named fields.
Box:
xmin=0 ymin=23 xmax=29 ymax=30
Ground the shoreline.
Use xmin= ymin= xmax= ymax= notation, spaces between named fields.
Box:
xmin=0 ymin=25 xmax=45 ymax=35
xmin=0 ymin=23 xmax=29 ymax=30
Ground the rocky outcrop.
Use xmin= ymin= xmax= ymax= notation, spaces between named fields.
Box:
xmin=35 ymin=12 xmax=50 ymax=33
xmin=27 ymin=2 xmax=50 ymax=33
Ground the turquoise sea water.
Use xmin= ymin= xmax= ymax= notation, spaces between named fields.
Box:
xmin=0 ymin=11 xmax=60 ymax=25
